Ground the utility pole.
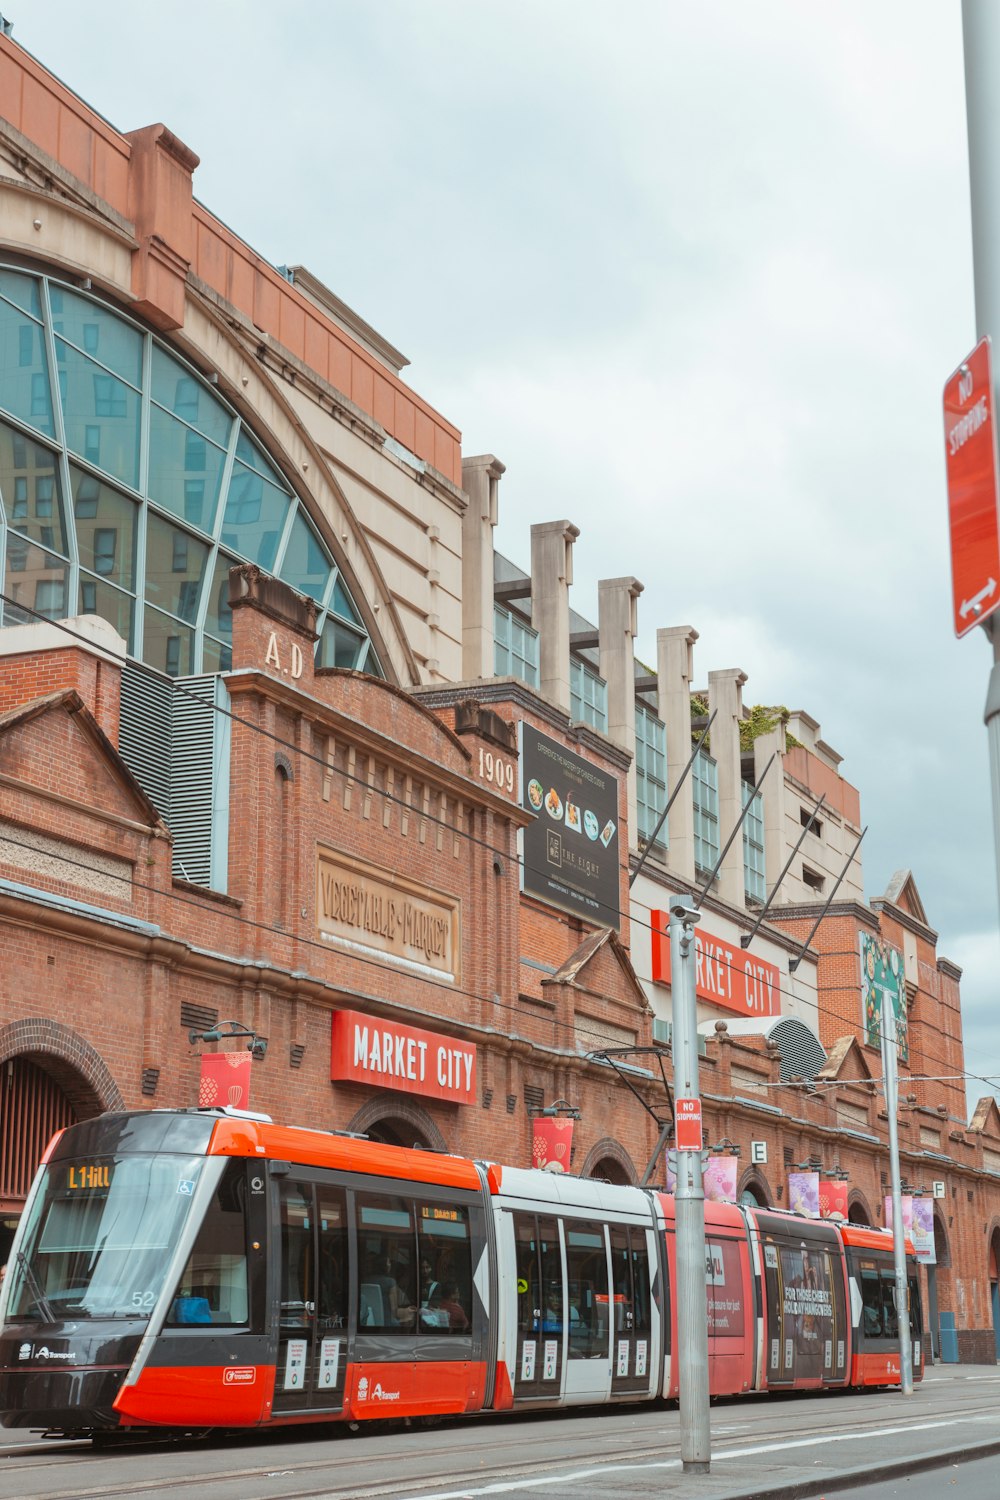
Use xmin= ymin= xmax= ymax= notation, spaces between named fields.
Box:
xmin=669 ymin=893 xmax=710 ymax=1472
xmin=880 ymin=991 xmax=914 ymax=1396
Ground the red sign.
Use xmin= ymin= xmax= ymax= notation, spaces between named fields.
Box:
xmin=198 ymin=1051 xmax=252 ymax=1109
xmin=331 ymin=1009 xmax=476 ymax=1106
xmin=675 ymin=1098 xmax=702 ymax=1152
xmin=944 ymin=336 xmax=1000 ymax=637
xmin=651 ymin=912 xmax=780 ymax=1017
xmin=531 ymin=1115 xmax=575 ymax=1172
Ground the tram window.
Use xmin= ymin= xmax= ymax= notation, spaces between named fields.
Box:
xmin=357 ymin=1196 xmax=418 ymax=1332
xmin=317 ymin=1186 xmax=348 ymax=1331
xmin=565 ymin=1223 xmax=609 ymax=1357
xmin=416 ymin=1201 xmax=471 ymax=1334
xmin=168 ymin=1159 xmax=248 ymax=1327
xmin=859 ymin=1262 xmax=883 ymax=1337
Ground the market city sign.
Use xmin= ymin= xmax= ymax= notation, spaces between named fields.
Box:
xmin=316 ymin=847 xmax=459 ymax=980
xmin=650 ymin=910 xmax=781 ymax=1017
xmin=331 ymin=1009 xmax=476 ymax=1105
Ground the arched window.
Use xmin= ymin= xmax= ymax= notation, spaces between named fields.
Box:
xmin=0 ymin=266 xmax=380 ymax=679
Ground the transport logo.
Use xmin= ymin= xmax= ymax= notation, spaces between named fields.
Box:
xmin=33 ymin=1346 xmax=76 ymax=1361
xmin=356 ymin=1375 xmax=400 ymax=1402
xmin=223 ymin=1367 xmax=256 ymax=1385
xmin=17 ymin=1344 xmax=31 ymax=1361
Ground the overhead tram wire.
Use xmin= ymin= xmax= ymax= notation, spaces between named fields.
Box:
xmin=0 ymin=600 xmax=976 ymax=1085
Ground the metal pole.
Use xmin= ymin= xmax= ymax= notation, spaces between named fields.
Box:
xmin=964 ymin=1 xmax=1000 ymax=923
xmin=669 ymin=893 xmax=710 ymax=1472
xmin=880 ymin=989 xmax=914 ymax=1396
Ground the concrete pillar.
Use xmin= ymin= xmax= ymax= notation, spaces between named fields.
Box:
xmin=530 ymin=520 xmax=579 ymax=713
xmin=708 ymin=668 xmax=748 ymax=908
xmin=461 ymin=454 xmax=504 ymax=680
xmin=657 ymin=626 xmax=698 ymax=884
xmin=754 ymin=724 xmax=786 ymax=905
xmin=599 ymin=577 xmax=643 ymax=846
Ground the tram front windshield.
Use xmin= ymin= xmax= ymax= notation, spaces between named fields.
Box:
xmin=5 ymin=1154 xmax=205 ymax=1321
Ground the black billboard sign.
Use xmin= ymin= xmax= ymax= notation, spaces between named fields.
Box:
xmin=519 ymin=724 xmax=621 ymax=929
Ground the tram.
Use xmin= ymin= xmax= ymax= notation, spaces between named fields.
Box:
xmin=0 ymin=1108 xmax=923 ymax=1435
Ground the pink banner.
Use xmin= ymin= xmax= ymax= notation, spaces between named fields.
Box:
xmin=532 ymin=1116 xmax=574 ymax=1173
xmin=704 ymin=1155 xmax=738 ymax=1203
xmin=819 ymin=1178 xmax=849 ymax=1221
xmin=884 ymin=1195 xmax=913 ymax=1235
xmin=199 ymin=1051 xmax=252 ymax=1109
xmin=787 ymin=1171 xmax=820 ymax=1218
xmin=911 ymin=1198 xmax=936 ymax=1264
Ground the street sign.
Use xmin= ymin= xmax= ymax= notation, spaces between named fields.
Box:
xmin=675 ymin=1097 xmax=703 ymax=1152
xmin=944 ymin=336 xmax=1000 ymax=637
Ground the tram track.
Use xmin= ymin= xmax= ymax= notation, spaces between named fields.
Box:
xmin=2 ymin=1387 xmax=999 ymax=1500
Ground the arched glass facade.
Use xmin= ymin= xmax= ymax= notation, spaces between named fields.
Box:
xmin=0 ymin=266 xmax=380 ymax=678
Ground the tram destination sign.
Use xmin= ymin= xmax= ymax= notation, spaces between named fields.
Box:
xmin=519 ymin=724 xmax=621 ymax=929
xmin=943 ymin=335 xmax=1000 ymax=637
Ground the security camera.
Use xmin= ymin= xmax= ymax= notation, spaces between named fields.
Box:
xmin=670 ymin=903 xmax=701 ymax=925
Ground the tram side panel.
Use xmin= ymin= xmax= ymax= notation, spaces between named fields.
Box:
xmin=654 ymin=1196 xmax=755 ymax=1400
xmin=486 ymin=1166 xmax=661 ymax=1412
xmin=839 ymin=1224 xmax=924 ymax=1388
xmin=744 ymin=1210 xmax=851 ymax=1391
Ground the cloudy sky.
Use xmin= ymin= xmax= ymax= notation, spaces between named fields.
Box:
xmin=10 ymin=1 xmax=996 ymax=1108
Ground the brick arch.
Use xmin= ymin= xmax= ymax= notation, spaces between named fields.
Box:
xmin=345 ymin=1095 xmax=449 ymax=1154
xmin=987 ymin=1219 xmax=1000 ymax=1280
xmin=0 ymin=1018 xmax=125 ymax=1117
xmin=848 ymin=1189 xmax=875 ymax=1226
xmin=933 ymin=1210 xmax=951 ymax=1269
xmin=578 ymin=1138 xmax=637 ymax=1185
xmin=737 ymin=1168 xmax=772 ymax=1207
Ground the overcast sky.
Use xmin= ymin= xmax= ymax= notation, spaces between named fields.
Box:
xmin=9 ymin=2 xmax=997 ymax=1112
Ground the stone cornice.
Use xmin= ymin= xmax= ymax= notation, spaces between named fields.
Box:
xmin=412 ymin=679 xmax=635 ymax=774
xmin=870 ymin=897 xmax=938 ymax=947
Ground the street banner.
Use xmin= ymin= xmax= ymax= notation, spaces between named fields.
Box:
xmin=819 ymin=1178 xmax=849 ymax=1221
xmin=911 ymin=1198 xmax=936 ymax=1264
xmin=860 ymin=933 xmax=908 ymax=1064
xmin=532 ymin=1115 xmax=574 ymax=1172
xmin=704 ymin=1155 xmax=738 ymax=1203
xmin=198 ymin=1050 xmax=252 ymax=1109
xmin=787 ymin=1171 xmax=820 ymax=1218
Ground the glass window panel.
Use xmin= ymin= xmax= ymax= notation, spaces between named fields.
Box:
xmin=145 ymin=512 xmax=209 ymax=623
xmin=201 ymin=636 xmax=232 ymax=674
xmin=0 ymin=424 xmax=66 ymax=553
xmin=318 ymin=616 xmax=365 ymax=670
xmin=220 ymin=460 xmax=289 ymax=569
xmin=78 ymin=574 xmax=134 ymax=646
xmin=143 ymin=605 xmax=194 ymax=677
xmin=0 ymin=301 xmax=55 ymax=437
xmin=205 ymin=550 xmax=237 ymax=640
xmin=71 ymin=468 xmax=137 ymax=591
xmin=49 ymin=288 xmax=143 ymax=387
xmin=331 ymin=576 xmax=362 ymax=625
xmin=56 ymin=339 xmax=140 ymax=490
xmin=235 ymin=427 xmax=284 ymax=487
xmin=279 ymin=510 xmax=330 ymax=602
xmin=0 ymin=269 xmax=43 ymax=319
xmin=148 ymin=404 xmax=226 ymax=531
xmin=150 ymin=346 xmax=232 ymax=449
xmin=3 ymin=537 xmax=69 ymax=623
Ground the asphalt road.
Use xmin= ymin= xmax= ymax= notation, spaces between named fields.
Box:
xmin=0 ymin=1366 xmax=997 ymax=1500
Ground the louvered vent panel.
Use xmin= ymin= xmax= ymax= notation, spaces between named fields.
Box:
xmin=119 ymin=662 xmax=173 ymax=816
xmin=169 ymin=676 xmax=217 ymax=886
xmin=769 ymin=1017 xmax=827 ymax=1082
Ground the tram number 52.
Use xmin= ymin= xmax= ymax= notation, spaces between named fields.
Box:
xmin=478 ymin=747 xmax=515 ymax=795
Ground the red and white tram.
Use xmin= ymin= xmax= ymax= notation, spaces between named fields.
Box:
xmin=0 ymin=1108 xmax=923 ymax=1435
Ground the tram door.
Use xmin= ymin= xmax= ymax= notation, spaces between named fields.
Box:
xmin=273 ymin=1176 xmax=349 ymax=1414
xmin=513 ymin=1213 xmax=563 ymax=1400
xmin=609 ymin=1224 xmax=653 ymax=1394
